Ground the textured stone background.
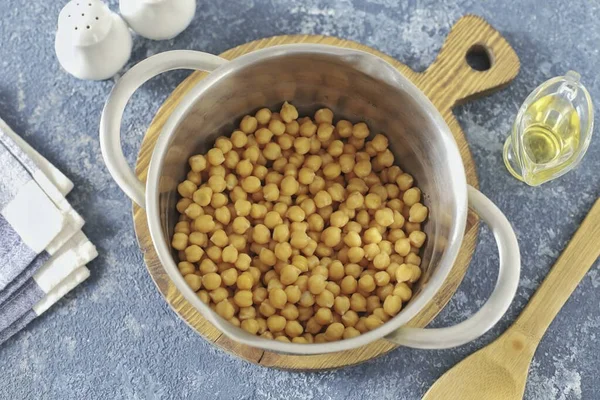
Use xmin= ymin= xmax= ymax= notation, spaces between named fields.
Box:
xmin=1 ymin=1 xmax=599 ymax=399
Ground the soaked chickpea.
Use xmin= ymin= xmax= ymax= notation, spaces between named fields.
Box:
xmin=202 ymin=273 xmax=222 ymax=291
xmin=298 ymin=167 xmax=315 ymax=185
xmin=280 ymin=101 xmax=299 ymax=123
xmin=403 ymin=187 xmax=421 ymax=207
xmin=314 ymin=108 xmax=334 ymax=124
xmin=285 ymin=285 xmax=302 ymax=305
xmin=290 ymin=231 xmax=310 ymax=249
xmin=176 ymin=198 xmax=193 ymax=214
xmin=364 ymin=193 xmax=382 ymax=210
xmin=299 ymin=120 xmax=317 ymax=138
xmin=241 ymin=176 xmax=261 ymax=193
xmin=255 ymin=108 xmax=272 ymax=125
xmin=252 ymin=224 xmax=270 ymax=244
xmin=350 ymin=293 xmax=367 ymax=312
xmin=321 ymin=226 xmax=341 ymax=247
xmin=184 ymin=274 xmax=202 ymax=291
xmin=365 ymin=315 xmax=384 ymax=331
xmin=269 ymin=288 xmax=288 ymax=309
xmin=358 ymin=274 xmax=376 ymax=293
xmin=189 ymin=154 xmax=207 ymax=172
xmin=329 ymin=211 xmax=349 ymax=228
xmin=172 ymin=102 xmax=428 ymax=343
xmin=184 ymin=245 xmax=204 ymax=263
xmin=286 ymin=205 xmax=306 ymax=222
xmin=409 ymin=231 xmax=427 ymax=248
xmin=286 ymin=120 xmax=300 ymax=136
xmin=314 ymin=308 xmax=333 ymax=326
xmin=374 ymin=208 xmax=394 ymax=227
xmin=374 ymin=271 xmax=390 ymax=287
xmin=171 ymin=233 xmax=188 ymax=251
xmin=352 ymin=122 xmax=370 ymax=139
xmin=263 ymin=211 xmax=283 ymax=229
xmin=207 ymin=148 xmax=225 ymax=166
xmin=222 ymin=245 xmax=238 ymax=263
xmin=177 ymin=180 xmax=197 ymax=199
xmin=405 ymin=252 xmax=421 ymax=266
xmin=373 ymin=252 xmax=390 ymax=270
xmin=363 ymin=227 xmax=382 ymax=244
xmin=393 ymin=282 xmax=412 ymax=302
xmin=314 ymin=190 xmax=332 ymax=208
xmin=267 ymin=315 xmax=287 ymax=332
xmin=280 ymin=176 xmax=299 ymax=196
xmin=294 ymin=137 xmax=311 ymax=155
xmin=334 ymin=120 xmax=351 ymax=138
xmin=353 ymin=160 xmax=372 ymax=178
xmin=393 ymin=238 xmax=411 ymax=256
xmin=230 ymin=130 xmax=247 ymax=149
xmin=396 ymin=173 xmax=414 ymax=191
xmin=215 ymin=300 xmax=235 ymax=320
xmin=308 ymin=274 xmax=327 ymax=295
xmin=178 ymin=261 xmax=195 ymax=276
xmin=263 ymin=142 xmax=282 ymax=161
xmin=210 ymin=288 xmax=229 ymax=304
xmin=240 ymin=115 xmax=258 ymax=134
xmin=210 ymin=229 xmax=228 ymax=247
xmin=383 ymin=295 xmax=402 ymax=316
xmin=395 ymin=263 xmax=414 ymax=283
xmin=409 ymin=203 xmax=429 ymax=223
xmin=255 ymin=128 xmax=273 ymax=146
xmin=366 ymin=295 xmax=381 ymax=314
xmin=343 ymin=326 xmax=361 ymax=339
xmin=325 ymin=322 xmax=345 ymax=341
xmin=317 ymin=123 xmax=334 ymax=142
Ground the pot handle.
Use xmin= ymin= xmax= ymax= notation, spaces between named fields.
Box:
xmin=100 ymin=50 xmax=228 ymax=208
xmin=385 ymin=185 xmax=520 ymax=349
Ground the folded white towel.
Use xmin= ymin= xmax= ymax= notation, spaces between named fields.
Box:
xmin=0 ymin=266 xmax=91 ymax=345
xmin=0 ymin=120 xmax=84 ymax=254
xmin=34 ymin=231 xmax=97 ymax=292
xmin=2 ymin=179 xmax=65 ymax=254
xmin=0 ymin=118 xmax=95 ymax=345
xmin=0 ymin=231 xmax=97 ymax=332
xmin=33 ymin=266 xmax=90 ymax=316
xmin=40 ymin=179 xmax=84 ymax=255
xmin=0 ymin=145 xmax=65 ymax=290
xmin=0 ymin=120 xmax=85 ymax=278
xmin=0 ymin=118 xmax=73 ymax=196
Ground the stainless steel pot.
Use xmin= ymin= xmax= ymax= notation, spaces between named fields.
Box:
xmin=100 ymin=45 xmax=520 ymax=355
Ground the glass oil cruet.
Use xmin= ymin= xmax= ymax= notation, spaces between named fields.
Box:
xmin=503 ymin=71 xmax=594 ymax=186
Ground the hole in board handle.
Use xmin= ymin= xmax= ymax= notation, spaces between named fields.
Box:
xmin=466 ymin=45 xmax=492 ymax=71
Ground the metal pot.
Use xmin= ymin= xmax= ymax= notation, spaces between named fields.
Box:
xmin=100 ymin=45 xmax=520 ymax=355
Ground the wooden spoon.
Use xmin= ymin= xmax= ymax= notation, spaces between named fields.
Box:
xmin=423 ymin=198 xmax=600 ymax=400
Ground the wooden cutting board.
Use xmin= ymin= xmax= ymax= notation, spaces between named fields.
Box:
xmin=132 ymin=14 xmax=519 ymax=370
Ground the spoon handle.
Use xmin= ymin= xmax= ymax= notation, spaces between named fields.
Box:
xmin=514 ymin=198 xmax=600 ymax=341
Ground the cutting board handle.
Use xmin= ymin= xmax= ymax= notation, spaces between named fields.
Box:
xmin=419 ymin=15 xmax=520 ymax=110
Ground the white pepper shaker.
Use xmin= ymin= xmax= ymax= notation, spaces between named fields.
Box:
xmin=55 ymin=0 xmax=132 ymax=80
xmin=119 ymin=0 xmax=196 ymax=41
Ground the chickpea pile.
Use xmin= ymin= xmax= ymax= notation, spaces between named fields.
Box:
xmin=172 ymin=102 xmax=429 ymax=344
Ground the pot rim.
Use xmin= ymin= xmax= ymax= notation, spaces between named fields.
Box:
xmin=146 ymin=44 xmax=468 ymax=355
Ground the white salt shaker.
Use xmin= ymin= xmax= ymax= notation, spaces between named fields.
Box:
xmin=119 ymin=0 xmax=196 ymax=40
xmin=55 ymin=0 xmax=132 ymax=80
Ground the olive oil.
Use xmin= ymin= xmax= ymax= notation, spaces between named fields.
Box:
xmin=503 ymin=71 xmax=593 ymax=186
xmin=519 ymin=94 xmax=580 ymax=185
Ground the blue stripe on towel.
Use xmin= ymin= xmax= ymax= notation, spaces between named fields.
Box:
xmin=0 ymin=309 xmax=36 ymax=345
xmin=0 ymin=279 xmax=44 ymax=331
xmin=0 ymin=215 xmax=50 ymax=291
xmin=0 ymin=253 xmax=48 ymax=307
